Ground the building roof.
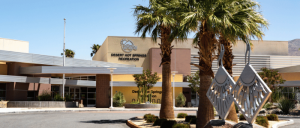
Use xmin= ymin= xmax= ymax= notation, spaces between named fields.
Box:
xmin=20 ymin=66 xmax=143 ymax=75
xmin=0 ymin=49 xmax=135 ymax=67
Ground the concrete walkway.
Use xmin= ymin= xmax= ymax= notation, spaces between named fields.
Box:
xmin=278 ymin=116 xmax=300 ymax=128
xmin=0 ymin=107 xmax=198 ymax=113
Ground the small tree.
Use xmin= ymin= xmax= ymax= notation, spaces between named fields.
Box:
xmin=91 ymin=44 xmax=101 ymax=57
xmin=176 ymin=93 xmax=186 ymax=107
xmin=258 ymin=67 xmax=286 ymax=102
xmin=113 ymin=91 xmax=126 ymax=107
xmin=61 ymin=49 xmax=75 ymax=58
xmin=187 ymin=70 xmax=200 ymax=96
xmin=133 ymin=70 xmax=160 ymax=103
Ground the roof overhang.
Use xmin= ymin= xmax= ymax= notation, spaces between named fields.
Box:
xmin=279 ymin=81 xmax=300 ymax=87
xmin=0 ymin=49 xmax=134 ymax=67
xmin=276 ymin=65 xmax=300 ymax=73
xmin=113 ymin=81 xmax=190 ymax=87
xmin=20 ymin=66 xmax=143 ymax=75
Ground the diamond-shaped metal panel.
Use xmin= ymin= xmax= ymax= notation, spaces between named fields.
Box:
xmin=206 ymin=45 xmax=235 ymax=120
xmin=207 ymin=67 xmax=236 ymax=119
xmin=232 ymin=43 xmax=272 ymax=124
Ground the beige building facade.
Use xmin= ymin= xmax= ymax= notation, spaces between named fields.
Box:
xmin=0 ymin=38 xmax=29 ymax=53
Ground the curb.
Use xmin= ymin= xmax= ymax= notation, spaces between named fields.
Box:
xmin=0 ymin=108 xmax=198 ymax=114
xmin=126 ymin=120 xmax=141 ymax=128
xmin=271 ymin=119 xmax=294 ymax=128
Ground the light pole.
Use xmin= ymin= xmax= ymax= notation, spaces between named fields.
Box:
xmin=62 ymin=18 xmax=66 ymax=98
xmin=171 ymin=71 xmax=178 ymax=108
xmin=108 ymin=68 xmax=116 ymax=109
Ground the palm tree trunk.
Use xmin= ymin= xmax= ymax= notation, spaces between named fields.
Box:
xmin=159 ymin=26 xmax=174 ymax=119
xmin=196 ymin=22 xmax=215 ymax=128
xmin=219 ymin=35 xmax=238 ymax=122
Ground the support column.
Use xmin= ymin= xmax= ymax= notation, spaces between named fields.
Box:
xmin=96 ymin=74 xmax=110 ymax=108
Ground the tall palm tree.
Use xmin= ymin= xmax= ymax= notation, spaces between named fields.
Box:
xmin=211 ymin=0 xmax=269 ymax=122
xmin=91 ymin=44 xmax=101 ymax=57
xmin=179 ymin=0 xmax=252 ymax=127
xmin=134 ymin=0 xmax=188 ymax=119
xmin=217 ymin=0 xmax=268 ymax=122
xmin=65 ymin=49 xmax=75 ymax=58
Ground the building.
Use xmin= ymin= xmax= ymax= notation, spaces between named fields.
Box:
xmin=0 ymin=37 xmax=299 ymax=108
xmin=92 ymin=36 xmax=300 ymax=105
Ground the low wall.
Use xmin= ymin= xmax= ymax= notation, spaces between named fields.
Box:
xmin=7 ymin=101 xmax=78 ymax=108
xmin=0 ymin=101 xmax=8 ymax=108
xmin=124 ymin=103 xmax=161 ymax=108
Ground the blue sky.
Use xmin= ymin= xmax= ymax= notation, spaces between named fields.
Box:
xmin=0 ymin=0 xmax=299 ymax=60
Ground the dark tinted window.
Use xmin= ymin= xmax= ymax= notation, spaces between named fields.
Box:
xmin=88 ymin=88 xmax=96 ymax=92
xmin=27 ymin=91 xmax=36 ymax=97
xmin=0 ymin=91 xmax=5 ymax=97
xmin=51 ymin=86 xmax=59 ymax=92
xmin=88 ymin=93 xmax=96 ymax=98
xmin=88 ymin=100 xmax=95 ymax=104
xmin=0 ymin=83 xmax=6 ymax=91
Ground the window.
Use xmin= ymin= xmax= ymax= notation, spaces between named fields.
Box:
xmin=51 ymin=86 xmax=60 ymax=99
xmin=0 ymin=83 xmax=6 ymax=100
xmin=27 ymin=91 xmax=37 ymax=101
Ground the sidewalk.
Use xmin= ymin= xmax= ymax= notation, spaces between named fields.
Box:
xmin=0 ymin=107 xmax=198 ymax=114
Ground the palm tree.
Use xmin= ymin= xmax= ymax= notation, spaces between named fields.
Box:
xmin=217 ymin=0 xmax=268 ymax=122
xmin=64 ymin=49 xmax=75 ymax=58
xmin=179 ymin=0 xmax=258 ymax=127
xmin=201 ymin=0 xmax=267 ymax=125
xmin=134 ymin=0 xmax=188 ymax=119
xmin=91 ymin=44 xmax=101 ymax=57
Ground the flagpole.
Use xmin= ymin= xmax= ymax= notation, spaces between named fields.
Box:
xmin=62 ymin=18 xmax=66 ymax=98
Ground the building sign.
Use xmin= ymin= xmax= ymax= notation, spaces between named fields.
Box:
xmin=120 ymin=39 xmax=137 ymax=53
xmin=132 ymin=90 xmax=162 ymax=98
xmin=111 ymin=53 xmax=147 ymax=61
xmin=110 ymin=39 xmax=146 ymax=61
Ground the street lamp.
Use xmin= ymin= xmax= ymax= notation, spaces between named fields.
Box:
xmin=108 ymin=68 xmax=116 ymax=109
xmin=171 ymin=71 xmax=178 ymax=108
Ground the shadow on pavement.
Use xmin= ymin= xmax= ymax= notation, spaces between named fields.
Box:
xmin=80 ymin=117 xmax=140 ymax=124
xmin=80 ymin=119 xmax=127 ymax=124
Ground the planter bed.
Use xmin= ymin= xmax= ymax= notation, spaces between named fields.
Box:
xmin=124 ymin=103 xmax=161 ymax=108
xmin=7 ymin=101 xmax=78 ymax=108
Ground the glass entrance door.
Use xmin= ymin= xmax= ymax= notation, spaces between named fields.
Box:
xmin=70 ymin=87 xmax=80 ymax=101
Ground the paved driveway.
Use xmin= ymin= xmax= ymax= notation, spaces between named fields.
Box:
xmin=278 ymin=116 xmax=300 ymax=128
xmin=0 ymin=111 xmax=197 ymax=128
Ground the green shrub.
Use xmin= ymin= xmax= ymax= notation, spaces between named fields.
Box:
xmin=144 ymin=113 xmax=153 ymax=119
xmin=278 ymin=97 xmax=295 ymax=114
xmin=189 ymin=118 xmax=196 ymax=124
xmin=153 ymin=119 xmax=167 ymax=126
xmin=256 ymin=116 xmax=269 ymax=127
xmin=113 ymin=91 xmax=126 ymax=107
xmin=185 ymin=116 xmax=196 ymax=122
xmin=146 ymin=115 xmax=158 ymax=123
xmin=263 ymin=102 xmax=272 ymax=109
xmin=266 ymin=114 xmax=279 ymax=121
xmin=130 ymin=101 xmax=140 ymax=104
xmin=161 ymin=120 xmax=177 ymax=128
xmin=38 ymin=91 xmax=52 ymax=101
xmin=172 ymin=123 xmax=190 ymax=128
xmin=177 ymin=113 xmax=188 ymax=118
xmin=176 ymin=93 xmax=186 ymax=107
xmin=239 ymin=114 xmax=246 ymax=120
xmin=65 ymin=94 xmax=72 ymax=101
xmin=53 ymin=94 xmax=64 ymax=101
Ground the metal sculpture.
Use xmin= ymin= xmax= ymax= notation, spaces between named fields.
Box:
xmin=120 ymin=39 xmax=137 ymax=53
xmin=206 ymin=45 xmax=236 ymax=120
xmin=232 ymin=43 xmax=272 ymax=124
